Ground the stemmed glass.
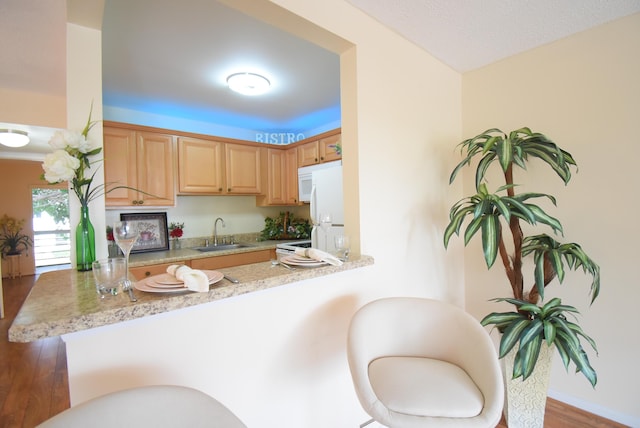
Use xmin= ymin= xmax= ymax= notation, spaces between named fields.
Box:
xmin=113 ymin=221 xmax=139 ymax=302
xmin=318 ymin=213 xmax=333 ymax=251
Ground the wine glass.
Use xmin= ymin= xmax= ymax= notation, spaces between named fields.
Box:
xmin=334 ymin=235 xmax=350 ymax=261
xmin=113 ymin=221 xmax=139 ymax=301
xmin=318 ymin=213 xmax=332 ymax=250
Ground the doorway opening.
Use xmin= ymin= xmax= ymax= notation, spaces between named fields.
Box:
xmin=32 ymin=188 xmax=71 ymax=271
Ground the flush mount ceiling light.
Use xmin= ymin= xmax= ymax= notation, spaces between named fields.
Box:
xmin=0 ymin=129 xmax=30 ymax=148
xmin=227 ymin=72 xmax=271 ymax=96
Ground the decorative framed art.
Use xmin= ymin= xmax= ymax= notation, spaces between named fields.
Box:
xmin=119 ymin=212 xmax=169 ymax=253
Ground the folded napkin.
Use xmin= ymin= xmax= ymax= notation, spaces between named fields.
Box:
xmin=294 ymin=248 xmax=343 ymax=266
xmin=166 ymin=264 xmax=209 ymax=292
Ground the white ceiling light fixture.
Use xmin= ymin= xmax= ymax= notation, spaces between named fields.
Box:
xmin=0 ymin=129 xmax=30 ymax=147
xmin=227 ymin=72 xmax=271 ymax=96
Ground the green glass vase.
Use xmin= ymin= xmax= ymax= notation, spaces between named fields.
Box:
xmin=76 ymin=205 xmax=96 ymax=271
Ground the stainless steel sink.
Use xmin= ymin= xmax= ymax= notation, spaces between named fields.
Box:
xmin=192 ymin=243 xmax=252 ymax=252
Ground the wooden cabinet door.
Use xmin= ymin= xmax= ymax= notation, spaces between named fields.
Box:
xmin=225 ymin=143 xmax=261 ymax=194
xmin=285 ymin=147 xmax=299 ymax=205
xmin=266 ymin=148 xmax=287 ymax=205
xmin=178 ymin=137 xmax=225 ymax=194
xmin=104 ymin=127 xmax=138 ymax=206
xmin=136 ymin=131 xmax=175 ymax=206
xmin=297 ymin=141 xmax=319 ymax=166
xmin=320 ymin=133 xmax=341 ymax=162
xmin=190 ymin=249 xmax=274 ymax=270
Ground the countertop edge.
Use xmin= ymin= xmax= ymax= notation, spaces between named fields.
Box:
xmin=8 ymin=255 xmax=374 ymax=343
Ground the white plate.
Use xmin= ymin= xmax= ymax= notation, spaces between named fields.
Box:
xmin=281 ymin=255 xmax=326 ymax=267
xmin=150 ymin=271 xmax=223 ymax=287
xmin=135 ymin=280 xmax=191 ymax=293
xmin=135 ymin=270 xmax=224 ymax=293
xmin=286 ymin=255 xmax=320 ymax=264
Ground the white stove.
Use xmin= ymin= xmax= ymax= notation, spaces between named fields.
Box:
xmin=275 ymin=240 xmax=313 ymax=257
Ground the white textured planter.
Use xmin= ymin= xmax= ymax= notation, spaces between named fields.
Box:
xmin=501 ymin=343 xmax=554 ymax=428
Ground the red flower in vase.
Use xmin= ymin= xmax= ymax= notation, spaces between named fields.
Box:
xmin=170 ymin=228 xmax=183 ymax=238
xmin=106 ymin=226 xmax=114 ymax=242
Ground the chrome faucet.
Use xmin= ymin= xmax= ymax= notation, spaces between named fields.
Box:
xmin=213 ymin=217 xmax=226 ymax=246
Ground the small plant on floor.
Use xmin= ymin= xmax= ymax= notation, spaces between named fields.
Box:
xmin=444 ymin=127 xmax=600 ymax=386
xmin=0 ymin=214 xmax=33 ymax=257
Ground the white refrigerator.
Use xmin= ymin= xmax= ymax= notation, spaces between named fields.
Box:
xmin=310 ymin=160 xmax=344 ymax=252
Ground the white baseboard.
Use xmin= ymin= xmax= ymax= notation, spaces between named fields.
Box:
xmin=548 ymin=389 xmax=639 ymax=427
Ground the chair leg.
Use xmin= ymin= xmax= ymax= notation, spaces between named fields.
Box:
xmin=360 ymin=418 xmax=375 ymax=427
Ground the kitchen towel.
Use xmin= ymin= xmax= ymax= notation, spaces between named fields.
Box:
xmin=167 ymin=264 xmax=210 ymax=292
xmin=294 ymin=248 xmax=343 ymax=266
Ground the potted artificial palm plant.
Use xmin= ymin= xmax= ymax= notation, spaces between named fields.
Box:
xmin=444 ymin=128 xmax=600 ymax=427
xmin=0 ymin=214 xmax=33 ymax=257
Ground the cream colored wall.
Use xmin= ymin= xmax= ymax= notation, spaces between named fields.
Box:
xmin=61 ymin=0 xmax=465 ymax=426
xmin=0 ymin=87 xmax=66 ymax=128
xmin=462 ymin=13 xmax=640 ymax=425
xmin=66 ymin=22 xmax=107 ymax=262
xmin=265 ymin=0 xmax=465 ymax=303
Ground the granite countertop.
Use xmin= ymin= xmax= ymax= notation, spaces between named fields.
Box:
xmin=127 ymin=239 xmax=284 ymax=267
xmin=8 ymin=254 xmax=374 ymax=343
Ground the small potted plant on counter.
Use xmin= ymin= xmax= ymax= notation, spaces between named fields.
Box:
xmin=260 ymin=212 xmax=311 ymax=241
xmin=169 ymin=222 xmax=184 ymax=250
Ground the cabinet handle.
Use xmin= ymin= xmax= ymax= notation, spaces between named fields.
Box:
xmin=218 ymin=188 xmax=223 ymax=192
xmin=315 ymin=158 xmax=318 ymax=162
xmin=320 ymin=156 xmax=324 ymax=160
xmin=139 ymin=200 xmax=144 ymax=205
xmin=228 ymin=188 xmax=231 ymax=192
xmin=145 ymin=271 xmax=151 ymax=277
xmin=132 ymin=200 xmax=138 ymax=205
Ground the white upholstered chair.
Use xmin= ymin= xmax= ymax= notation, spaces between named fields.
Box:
xmin=347 ymin=297 xmax=503 ymax=428
xmin=37 ymin=385 xmax=247 ymax=428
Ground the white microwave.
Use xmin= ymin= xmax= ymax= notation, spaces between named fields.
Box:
xmin=297 ymin=160 xmax=341 ymax=202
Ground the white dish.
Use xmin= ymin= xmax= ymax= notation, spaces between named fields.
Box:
xmin=281 ymin=255 xmax=326 ymax=267
xmin=152 ymin=273 xmax=186 ymax=285
xmin=135 ymin=280 xmax=191 ymax=293
xmin=286 ymin=255 xmax=320 ymax=263
xmin=135 ymin=270 xmax=224 ymax=293
xmin=150 ymin=271 xmax=222 ymax=287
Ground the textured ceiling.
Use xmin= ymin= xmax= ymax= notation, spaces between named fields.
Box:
xmin=346 ymin=0 xmax=640 ymax=72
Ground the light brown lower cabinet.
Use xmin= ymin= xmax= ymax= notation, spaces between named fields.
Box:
xmin=190 ymin=249 xmax=275 ymax=270
xmin=130 ymin=249 xmax=275 ymax=280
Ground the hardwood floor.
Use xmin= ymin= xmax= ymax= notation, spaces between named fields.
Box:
xmin=0 ymin=274 xmax=628 ymax=427
xmin=1 ymin=273 xmax=69 ymax=428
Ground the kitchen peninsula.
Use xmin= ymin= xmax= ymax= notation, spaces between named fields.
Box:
xmin=8 ymin=239 xmax=375 ymax=426
xmin=9 ymin=246 xmax=373 ymax=343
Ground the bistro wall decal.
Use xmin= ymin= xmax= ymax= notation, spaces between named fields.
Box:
xmin=255 ymin=132 xmax=305 ymax=144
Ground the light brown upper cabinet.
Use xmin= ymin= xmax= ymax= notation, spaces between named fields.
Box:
xmin=103 ymin=126 xmax=175 ymax=207
xmin=257 ymin=148 xmax=287 ymax=206
xmin=297 ymin=140 xmax=320 ymax=167
xmin=225 ymin=143 xmax=262 ymax=194
xmin=285 ymin=146 xmax=299 ymax=205
xmin=258 ymin=146 xmax=301 ymax=207
xmin=178 ymin=137 xmax=225 ymax=194
xmin=297 ymin=132 xmax=342 ymax=167
xmin=178 ymin=137 xmax=261 ymax=195
xmin=319 ymin=133 xmax=341 ymax=163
